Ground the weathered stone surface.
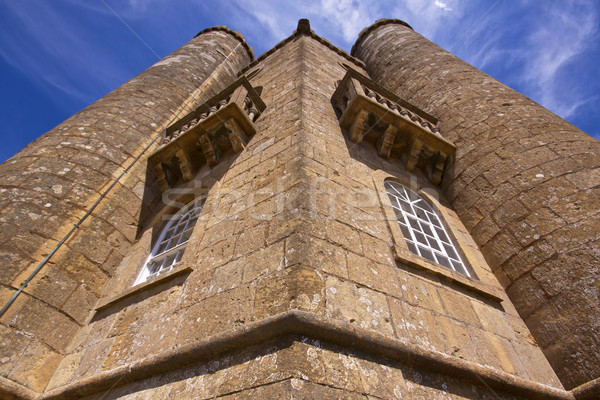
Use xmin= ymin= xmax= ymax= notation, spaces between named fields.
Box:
xmin=326 ymin=276 xmax=393 ymax=335
xmin=0 ymin=20 xmax=577 ymax=399
xmin=0 ymin=26 xmax=253 ymax=394
xmin=255 ymin=267 xmax=325 ymax=318
xmin=353 ymin=19 xmax=599 ymax=388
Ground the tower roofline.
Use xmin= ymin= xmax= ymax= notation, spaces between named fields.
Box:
xmin=195 ymin=25 xmax=255 ymax=60
xmin=239 ymin=19 xmax=366 ymax=76
xmin=351 ymin=18 xmax=413 ymax=56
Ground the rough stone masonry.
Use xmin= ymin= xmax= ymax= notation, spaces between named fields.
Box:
xmin=0 ymin=18 xmax=597 ymax=400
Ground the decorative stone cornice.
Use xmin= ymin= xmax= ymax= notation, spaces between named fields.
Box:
xmin=149 ymin=76 xmax=265 ymax=192
xmin=40 ymin=310 xmax=574 ymax=400
xmin=332 ymin=68 xmax=454 ymax=185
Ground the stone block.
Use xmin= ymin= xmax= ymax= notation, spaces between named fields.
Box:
xmin=233 ymin=222 xmax=267 ymax=258
xmin=255 ymin=266 xmax=325 ymax=318
xmin=46 ymin=351 xmax=83 ymax=391
xmin=506 ymin=274 xmax=547 ymax=318
xmin=396 ymin=273 xmax=444 ymax=312
xmin=438 ymin=288 xmax=481 ymax=328
xmin=241 ymin=240 xmax=285 ymax=283
xmin=176 ymin=283 xmax=255 ymax=345
xmin=347 ymin=252 xmax=400 ymax=294
xmin=3 ymin=296 xmax=79 ymax=354
xmin=326 ymin=276 xmax=394 ymax=335
xmin=285 ymin=234 xmax=348 ymax=278
xmin=128 ymin=308 xmax=182 ymax=362
xmin=435 ymin=315 xmax=478 ymax=362
xmin=7 ymin=341 xmax=61 ymax=392
xmin=389 ymin=298 xmax=446 ymax=353
xmin=61 ymin=284 xmax=99 ymax=324
xmin=359 ymin=232 xmax=394 ymax=266
xmin=101 ymin=332 xmax=134 ymax=371
xmin=25 ymin=267 xmax=78 ymax=309
xmin=197 ymin=237 xmax=235 ymax=270
xmin=0 ymin=325 xmax=30 ymax=376
xmin=326 ymin=219 xmax=363 ymax=253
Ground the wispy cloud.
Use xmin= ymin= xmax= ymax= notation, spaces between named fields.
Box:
xmin=391 ymin=0 xmax=462 ymax=40
xmin=520 ymin=5 xmax=597 ymax=118
xmin=451 ymin=1 xmax=598 ymax=120
xmin=319 ymin=0 xmax=375 ymax=42
xmin=223 ymin=0 xmax=375 ymax=53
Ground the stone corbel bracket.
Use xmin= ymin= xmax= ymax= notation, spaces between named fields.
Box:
xmin=149 ymin=76 xmax=266 ymax=192
xmin=332 ymin=68 xmax=455 ymax=185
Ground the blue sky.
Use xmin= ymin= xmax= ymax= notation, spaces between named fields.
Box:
xmin=1 ymin=0 xmax=599 ymax=163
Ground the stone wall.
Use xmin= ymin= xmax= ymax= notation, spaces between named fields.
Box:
xmin=38 ymin=28 xmax=569 ymax=399
xmin=352 ymin=19 xmax=600 ymax=390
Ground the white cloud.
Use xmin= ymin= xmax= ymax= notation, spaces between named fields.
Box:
xmin=319 ymin=0 xmax=375 ymax=42
xmin=434 ymin=0 xmax=452 ymax=12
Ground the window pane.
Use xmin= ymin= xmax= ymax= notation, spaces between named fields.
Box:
xmin=426 ymin=235 xmax=440 ymax=251
xmin=413 ymin=231 xmax=427 ymax=245
xmin=418 ymin=246 xmax=435 ymax=262
xmin=399 ymin=223 xmax=411 ymax=239
xmin=414 ymin=206 xmax=428 ymax=221
xmin=435 ymin=227 xmax=449 ymax=242
xmin=421 ymin=223 xmax=433 ymax=236
xmin=406 ymin=241 xmax=418 ymax=254
xmin=444 ymin=243 xmax=458 ymax=259
xmin=408 ymin=217 xmax=420 ymax=231
xmin=147 ymin=260 xmax=161 ymax=274
xmin=430 ymin=214 xmax=442 ymax=228
xmin=180 ymin=228 xmax=194 ymax=244
xmin=393 ymin=205 xmax=404 ymax=221
xmin=452 ymin=260 xmax=469 ymax=276
xmin=437 ymin=255 xmax=452 ymax=269
xmin=400 ymin=200 xmax=412 ymax=214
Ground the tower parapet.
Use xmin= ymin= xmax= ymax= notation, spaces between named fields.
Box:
xmin=353 ymin=18 xmax=600 ymax=391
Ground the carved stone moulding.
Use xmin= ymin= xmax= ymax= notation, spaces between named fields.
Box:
xmin=149 ymin=76 xmax=265 ymax=192
xmin=332 ymin=68 xmax=455 ymax=185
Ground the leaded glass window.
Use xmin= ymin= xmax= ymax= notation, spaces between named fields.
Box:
xmin=385 ymin=180 xmax=470 ymax=277
xmin=134 ymin=198 xmax=203 ymax=285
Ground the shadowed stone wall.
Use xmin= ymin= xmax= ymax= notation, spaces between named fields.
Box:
xmin=352 ymin=19 xmax=600 ymax=390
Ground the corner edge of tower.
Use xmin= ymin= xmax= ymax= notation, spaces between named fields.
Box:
xmin=195 ymin=25 xmax=255 ymax=61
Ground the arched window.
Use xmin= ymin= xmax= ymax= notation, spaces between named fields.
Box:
xmin=384 ymin=180 xmax=470 ymax=277
xmin=134 ymin=198 xmax=204 ymax=285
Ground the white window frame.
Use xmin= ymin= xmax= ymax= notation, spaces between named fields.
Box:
xmin=134 ymin=198 xmax=203 ymax=285
xmin=384 ymin=180 xmax=470 ymax=277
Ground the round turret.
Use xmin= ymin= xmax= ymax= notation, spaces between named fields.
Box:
xmin=353 ymin=19 xmax=600 ymax=390
xmin=0 ymin=26 xmax=252 ymax=395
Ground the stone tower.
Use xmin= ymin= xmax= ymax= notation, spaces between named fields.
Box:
xmin=0 ymin=18 xmax=598 ymax=399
